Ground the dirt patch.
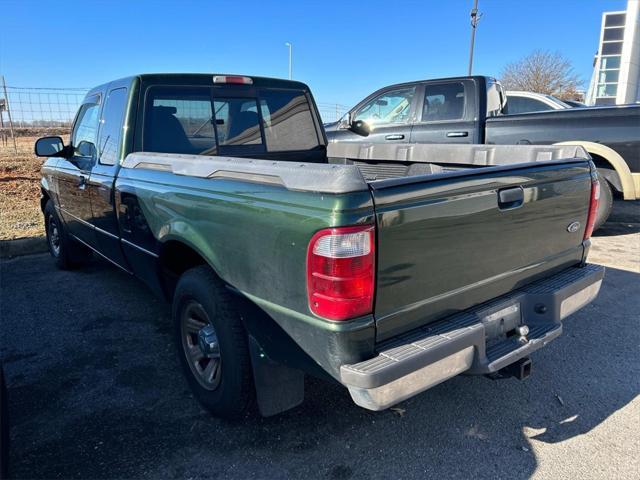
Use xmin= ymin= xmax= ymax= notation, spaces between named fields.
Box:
xmin=0 ymin=136 xmax=61 ymax=240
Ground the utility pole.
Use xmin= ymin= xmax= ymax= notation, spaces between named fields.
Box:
xmin=467 ymin=0 xmax=482 ymax=76
xmin=285 ymin=42 xmax=293 ymax=79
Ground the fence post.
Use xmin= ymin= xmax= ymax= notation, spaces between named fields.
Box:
xmin=1 ymin=76 xmax=18 ymax=153
xmin=0 ymin=101 xmax=5 ymax=147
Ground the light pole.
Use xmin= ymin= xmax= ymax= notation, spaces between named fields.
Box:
xmin=285 ymin=42 xmax=293 ymax=79
xmin=467 ymin=0 xmax=481 ymax=76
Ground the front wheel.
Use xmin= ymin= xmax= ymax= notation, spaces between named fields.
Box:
xmin=172 ymin=266 xmax=255 ymax=418
xmin=44 ymin=200 xmax=91 ymax=269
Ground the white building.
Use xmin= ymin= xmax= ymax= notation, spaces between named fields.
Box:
xmin=586 ymin=0 xmax=640 ymax=105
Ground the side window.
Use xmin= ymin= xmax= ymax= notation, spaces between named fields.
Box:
xmin=98 ymin=88 xmax=128 ymax=166
xmin=71 ymin=99 xmax=101 ymax=159
xmin=422 ymin=82 xmax=465 ymax=122
xmin=258 ymin=90 xmax=319 ymax=151
xmin=506 ymin=97 xmax=553 ymax=115
xmin=353 ymin=87 xmax=416 ymax=126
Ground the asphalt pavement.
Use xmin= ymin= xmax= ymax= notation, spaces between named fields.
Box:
xmin=1 ymin=202 xmax=639 ymax=479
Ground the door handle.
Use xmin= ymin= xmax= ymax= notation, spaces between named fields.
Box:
xmin=446 ymin=131 xmax=469 ymax=138
xmin=78 ymin=175 xmax=87 ymax=190
xmin=385 ymin=134 xmax=405 ymax=140
xmin=498 ymin=187 xmax=524 ymax=210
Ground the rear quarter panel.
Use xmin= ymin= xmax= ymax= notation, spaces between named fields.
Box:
xmin=114 ymin=169 xmax=377 ymax=377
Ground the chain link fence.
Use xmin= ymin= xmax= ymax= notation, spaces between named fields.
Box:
xmin=0 ymin=79 xmax=349 ymax=151
xmin=315 ymin=102 xmax=349 ymax=124
xmin=0 ymin=82 xmax=89 ymax=146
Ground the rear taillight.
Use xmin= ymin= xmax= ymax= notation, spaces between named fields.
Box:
xmin=584 ymin=172 xmax=600 ymax=240
xmin=307 ymin=225 xmax=375 ymax=321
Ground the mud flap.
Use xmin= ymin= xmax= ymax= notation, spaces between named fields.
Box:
xmin=248 ymin=336 xmax=304 ymax=417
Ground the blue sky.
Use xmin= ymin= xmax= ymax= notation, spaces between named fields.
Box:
xmin=0 ymin=0 xmax=627 ymax=107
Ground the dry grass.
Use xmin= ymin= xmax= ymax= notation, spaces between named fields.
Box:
xmin=0 ymin=136 xmax=46 ymax=240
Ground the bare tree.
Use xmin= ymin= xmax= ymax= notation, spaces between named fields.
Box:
xmin=500 ymin=50 xmax=583 ymax=100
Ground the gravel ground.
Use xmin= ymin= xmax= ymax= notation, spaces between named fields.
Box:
xmin=1 ymin=201 xmax=638 ymax=480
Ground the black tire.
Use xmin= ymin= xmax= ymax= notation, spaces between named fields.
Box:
xmin=594 ymin=173 xmax=613 ymax=231
xmin=172 ymin=265 xmax=254 ymax=418
xmin=44 ymin=200 xmax=91 ymax=269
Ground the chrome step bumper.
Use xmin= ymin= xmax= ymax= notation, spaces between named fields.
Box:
xmin=341 ymin=264 xmax=604 ymax=411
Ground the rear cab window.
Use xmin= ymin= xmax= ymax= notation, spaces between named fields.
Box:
xmin=142 ymin=84 xmax=321 ymax=156
xmin=421 ymin=82 xmax=466 ymax=122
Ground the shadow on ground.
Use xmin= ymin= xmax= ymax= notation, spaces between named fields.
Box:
xmin=1 ymin=221 xmax=638 ymax=479
xmin=595 ymin=199 xmax=640 ymax=236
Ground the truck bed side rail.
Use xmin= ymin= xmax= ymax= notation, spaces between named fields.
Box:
xmin=122 ymin=152 xmax=369 ymax=194
xmin=327 ymin=143 xmax=590 ymax=166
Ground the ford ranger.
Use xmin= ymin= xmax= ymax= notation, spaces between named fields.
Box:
xmin=36 ymin=74 xmax=604 ymax=418
xmin=325 ymin=75 xmax=640 ymax=228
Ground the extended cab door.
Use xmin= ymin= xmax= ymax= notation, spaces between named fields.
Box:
xmin=410 ymin=80 xmax=480 ymax=144
xmin=56 ymin=95 xmax=101 ymax=247
xmin=87 ymin=85 xmax=131 ymax=270
xmin=329 ymin=85 xmax=418 ymax=143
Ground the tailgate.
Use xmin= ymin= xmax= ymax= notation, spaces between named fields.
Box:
xmin=371 ymin=160 xmax=593 ymax=341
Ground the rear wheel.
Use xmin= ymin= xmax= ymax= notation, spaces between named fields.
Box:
xmin=44 ymin=200 xmax=91 ymax=269
xmin=594 ymin=173 xmax=613 ymax=230
xmin=172 ymin=265 xmax=254 ymax=418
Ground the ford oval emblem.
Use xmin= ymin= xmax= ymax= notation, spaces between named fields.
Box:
xmin=567 ymin=221 xmax=581 ymax=233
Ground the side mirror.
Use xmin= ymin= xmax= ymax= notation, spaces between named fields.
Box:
xmin=348 ymin=119 xmax=370 ymax=137
xmin=34 ymin=136 xmax=66 ymax=157
xmin=76 ymin=140 xmax=96 ymax=159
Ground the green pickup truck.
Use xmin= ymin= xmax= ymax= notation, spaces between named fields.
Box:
xmin=36 ymin=74 xmax=604 ymax=418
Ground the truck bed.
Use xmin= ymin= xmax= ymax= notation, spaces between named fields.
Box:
xmin=326 ymin=143 xmax=594 ymax=340
xmin=122 ymin=143 xmax=594 ymax=348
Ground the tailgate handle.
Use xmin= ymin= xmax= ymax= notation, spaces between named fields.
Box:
xmin=498 ymin=187 xmax=524 ymax=210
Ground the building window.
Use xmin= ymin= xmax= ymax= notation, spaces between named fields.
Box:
xmin=598 ymin=70 xmax=619 ymax=84
xmin=600 ymin=56 xmax=621 ymax=70
xmin=597 ymin=84 xmax=617 ymax=97
xmin=603 ymin=27 xmax=625 ymax=41
xmin=605 ymin=13 xmax=626 ymax=27
xmin=601 ymin=42 xmax=623 ymax=55
xmin=595 ymin=97 xmax=617 ymax=106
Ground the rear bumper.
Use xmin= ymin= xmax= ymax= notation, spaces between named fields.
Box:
xmin=340 ymin=264 xmax=604 ymax=410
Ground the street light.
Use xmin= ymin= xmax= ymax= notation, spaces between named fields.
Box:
xmin=467 ymin=0 xmax=482 ymax=76
xmin=285 ymin=42 xmax=293 ymax=79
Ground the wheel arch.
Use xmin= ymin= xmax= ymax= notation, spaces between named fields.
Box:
xmin=40 ymin=177 xmax=52 ymax=213
xmin=40 ymin=188 xmax=50 ymax=213
xmin=157 ymin=238 xmax=222 ymax=301
xmin=554 ymin=141 xmax=637 ymax=200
